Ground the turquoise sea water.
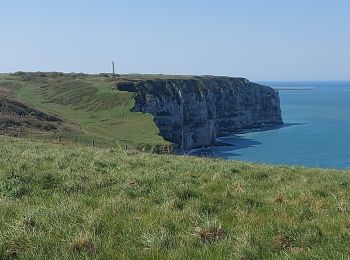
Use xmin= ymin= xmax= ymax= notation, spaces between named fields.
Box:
xmin=195 ymin=81 xmax=350 ymax=169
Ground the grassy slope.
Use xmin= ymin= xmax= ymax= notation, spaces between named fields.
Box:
xmin=1 ymin=135 xmax=350 ymax=259
xmin=0 ymin=73 xmax=167 ymax=148
xmin=0 ymin=74 xmax=23 ymax=97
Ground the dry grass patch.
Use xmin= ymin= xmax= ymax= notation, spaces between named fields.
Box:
xmin=274 ymin=234 xmax=293 ymax=251
xmin=71 ymin=237 xmax=97 ymax=257
xmin=275 ymin=194 xmax=288 ymax=204
xmin=195 ymin=225 xmax=227 ymax=244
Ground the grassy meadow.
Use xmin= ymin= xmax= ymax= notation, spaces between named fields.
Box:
xmin=0 ymin=72 xmax=167 ymax=149
xmin=1 ymin=135 xmax=350 ymax=259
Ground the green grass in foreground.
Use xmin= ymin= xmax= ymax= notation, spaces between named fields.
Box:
xmin=0 ymin=73 xmax=167 ymax=149
xmin=1 ymin=135 xmax=350 ymax=259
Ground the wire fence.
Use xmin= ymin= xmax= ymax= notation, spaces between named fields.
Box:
xmin=1 ymin=131 xmax=174 ymax=154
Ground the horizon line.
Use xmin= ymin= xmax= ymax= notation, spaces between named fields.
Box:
xmin=0 ymin=71 xmax=349 ymax=82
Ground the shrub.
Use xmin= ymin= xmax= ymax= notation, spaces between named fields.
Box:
xmin=12 ymin=71 xmax=26 ymax=76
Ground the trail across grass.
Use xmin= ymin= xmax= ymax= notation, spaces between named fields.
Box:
xmin=1 ymin=135 xmax=350 ymax=259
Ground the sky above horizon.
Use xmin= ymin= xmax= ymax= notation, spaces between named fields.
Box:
xmin=1 ymin=0 xmax=349 ymax=80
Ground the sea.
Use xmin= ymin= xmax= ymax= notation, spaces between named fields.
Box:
xmin=192 ymin=81 xmax=350 ymax=169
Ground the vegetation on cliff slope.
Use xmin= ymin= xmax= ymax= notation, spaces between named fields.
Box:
xmin=1 ymin=135 xmax=350 ymax=259
xmin=0 ymin=72 xmax=167 ymax=150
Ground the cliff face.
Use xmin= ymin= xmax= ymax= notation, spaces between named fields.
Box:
xmin=117 ymin=76 xmax=282 ymax=151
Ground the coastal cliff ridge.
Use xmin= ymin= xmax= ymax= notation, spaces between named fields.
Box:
xmin=116 ymin=75 xmax=283 ymax=151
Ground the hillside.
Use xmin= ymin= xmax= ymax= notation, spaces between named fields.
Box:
xmin=0 ymin=72 xmax=282 ymax=152
xmin=0 ymin=72 xmax=167 ymax=150
xmin=1 ymin=135 xmax=350 ymax=259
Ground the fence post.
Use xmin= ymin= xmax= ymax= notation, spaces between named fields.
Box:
xmin=92 ymin=139 xmax=95 ymax=148
xmin=125 ymin=144 xmax=128 ymax=151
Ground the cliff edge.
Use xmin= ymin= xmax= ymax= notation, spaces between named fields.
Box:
xmin=116 ymin=76 xmax=282 ymax=151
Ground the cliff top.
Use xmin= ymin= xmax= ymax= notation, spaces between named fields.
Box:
xmin=0 ymin=72 xmax=168 ymax=149
xmin=117 ymin=73 xmax=246 ymax=81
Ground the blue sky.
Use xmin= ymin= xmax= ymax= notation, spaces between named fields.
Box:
xmin=1 ymin=0 xmax=349 ymax=80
